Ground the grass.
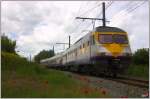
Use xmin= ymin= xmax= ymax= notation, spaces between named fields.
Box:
xmin=1 ymin=52 xmax=109 ymax=98
xmin=125 ymin=64 xmax=149 ymax=80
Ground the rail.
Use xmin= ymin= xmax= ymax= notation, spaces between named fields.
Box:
xmin=107 ymin=76 xmax=149 ymax=88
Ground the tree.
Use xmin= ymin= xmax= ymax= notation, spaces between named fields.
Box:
xmin=1 ymin=34 xmax=16 ymax=53
xmin=132 ymin=48 xmax=149 ymax=65
xmin=34 ymin=50 xmax=55 ymax=63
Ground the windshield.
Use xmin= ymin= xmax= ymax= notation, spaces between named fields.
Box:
xmin=99 ymin=34 xmax=128 ymax=44
xmin=99 ymin=34 xmax=113 ymax=43
xmin=113 ymin=35 xmax=128 ymax=44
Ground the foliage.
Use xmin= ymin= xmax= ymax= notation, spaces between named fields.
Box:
xmin=1 ymin=34 xmax=16 ymax=53
xmin=132 ymin=48 xmax=149 ymax=65
xmin=126 ymin=64 xmax=149 ymax=80
xmin=34 ymin=50 xmax=55 ymax=63
xmin=124 ymin=48 xmax=149 ymax=79
xmin=2 ymin=52 xmax=108 ymax=98
xmin=1 ymin=51 xmax=47 ymax=75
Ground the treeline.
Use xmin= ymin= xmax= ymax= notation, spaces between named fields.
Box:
xmin=1 ymin=34 xmax=16 ymax=54
xmin=132 ymin=48 xmax=149 ymax=65
xmin=34 ymin=50 xmax=55 ymax=63
xmin=1 ymin=35 xmax=149 ymax=65
xmin=1 ymin=35 xmax=55 ymax=62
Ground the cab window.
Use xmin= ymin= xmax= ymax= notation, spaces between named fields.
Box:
xmin=99 ymin=34 xmax=128 ymax=44
xmin=113 ymin=34 xmax=128 ymax=44
xmin=99 ymin=34 xmax=113 ymax=43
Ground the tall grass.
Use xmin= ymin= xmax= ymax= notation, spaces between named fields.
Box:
xmin=2 ymin=52 xmax=109 ymax=98
xmin=125 ymin=64 xmax=149 ymax=80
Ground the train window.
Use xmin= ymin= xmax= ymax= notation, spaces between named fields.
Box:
xmin=79 ymin=46 xmax=82 ymax=54
xmin=80 ymin=46 xmax=82 ymax=49
xmin=99 ymin=34 xmax=113 ymax=43
xmin=87 ymin=41 xmax=90 ymax=46
xmin=83 ymin=44 xmax=85 ymax=48
xmin=113 ymin=34 xmax=128 ymax=44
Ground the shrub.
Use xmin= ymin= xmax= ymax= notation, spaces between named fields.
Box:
xmin=132 ymin=48 xmax=149 ymax=65
xmin=34 ymin=50 xmax=55 ymax=63
xmin=1 ymin=34 xmax=16 ymax=53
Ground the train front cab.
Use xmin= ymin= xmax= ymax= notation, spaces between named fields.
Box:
xmin=91 ymin=28 xmax=132 ymax=76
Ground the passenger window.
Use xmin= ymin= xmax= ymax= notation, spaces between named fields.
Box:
xmin=87 ymin=41 xmax=90 ymax=46
xmin=83 ymin=44 xmax=85 ymax=48
xmin=80 ymin=46 xmax=82 ymax=49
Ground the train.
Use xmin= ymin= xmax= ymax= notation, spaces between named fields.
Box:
xmin=40 ymin=26 xmax=132 ymax=77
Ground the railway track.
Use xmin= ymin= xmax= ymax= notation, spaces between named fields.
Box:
xmin=105 ymin=76 xmax=149 ymax=88
xmin=76 ymin=72 xmax=149 ymax=88
xmin=48 ymin=67 xmax=149 ymax=88
xmin=46 ymin=67 xmax=149 ymax=97
xmin=70 ymin=71 xmax=149 ymax=88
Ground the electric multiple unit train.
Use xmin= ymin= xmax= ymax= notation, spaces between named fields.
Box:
xmin=40 ymin=26 xmax=132 ymax=76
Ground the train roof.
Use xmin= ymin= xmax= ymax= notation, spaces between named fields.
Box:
xmin=95 ymin=26 xmax=126 ymax=33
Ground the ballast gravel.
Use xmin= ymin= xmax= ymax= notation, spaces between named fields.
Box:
xmin=66 ymin=72 xmax=149 ymax=98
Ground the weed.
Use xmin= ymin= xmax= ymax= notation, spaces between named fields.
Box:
xmin=2 ymin=52 xmax=110 ymax=98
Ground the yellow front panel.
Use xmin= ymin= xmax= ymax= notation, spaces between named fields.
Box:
xmin=103 ymin=43 xmax=124 ymax=57
xmin=93 ymin=32 xmax=129 ymax=57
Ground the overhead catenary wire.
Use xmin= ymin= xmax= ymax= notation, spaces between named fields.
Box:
xmin=78 ymin=2 xmax=102 ymax=17
xmin=70 ymin=1 xmax=147 ymax=44
xmin=70 ymin=1 xmax=147 ymax=47
xmin=126 ymin=1 xmax=147 ymax=13
xmin=107 ymin=1 xmax=147 ymax=26
xmin=82 ymin=1 xmax=114 ymax=31
xmin=71 ymin=1 xmax=114 ymax=43
xmin=70 ymin=1 xmax=102 ymax=34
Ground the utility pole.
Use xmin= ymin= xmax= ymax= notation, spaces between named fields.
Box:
xmin=56 ymin=43 xmax=69 ymax=50
xmin=102 ymin=2 xmax=106 ymax=27
xmin=76 ymin=2 xmax=108 ymax=27
xmin=52 ymin=45 xmax=55 ymax=55
xmin=56 ymin=35 xmax=71 ymax=49
xmin=29 ymin=54 xmax=31 ymax=62
xmin=69 ymin=35 xmax=71 ymax=48
xmin=53 ymin=45 xmax=54 ymax=51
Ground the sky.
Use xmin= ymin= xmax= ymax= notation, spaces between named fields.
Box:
xmin=1 ymin=1 xmax=149 ymax=59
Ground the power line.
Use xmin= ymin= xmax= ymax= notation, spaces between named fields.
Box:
xmin=72 ymin=2 xmax=112 ymax=40
xmin=127 ymin=1 xmax=147 ymax=13
xmin=71 ymin=2 xmax=114 ymax=43
xmin=120 ymin=1 xmax=147 ymax=15
xmin=78 ymin=2 xmax=102 ymax=17
xmin=70 ymin=1 xmax=101 ymax=34
xmin=108 ymin=1 xmax=147 ymax=26
xmin=76 ymin=1 xmax=84 ymax=18
xmin=83 ymin=1 xmax=114 ymax=30
xmin=69 ymin=2 xmax=91 ymax=34
xmin=117 ymin=1 xmax=147 ymax=16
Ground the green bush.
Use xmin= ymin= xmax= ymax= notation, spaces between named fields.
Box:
xmin=126 ymin=64 xmax=149 ymax=79
xmin=1 ymin=35 xmax=16 ymax=53
xmin=132 ymin=48 xmax=149 ymax=65
xmin=1 ymin=52 xmax=47 ymax=76
xmin=34 ymin=50 xmax=55 ymax=63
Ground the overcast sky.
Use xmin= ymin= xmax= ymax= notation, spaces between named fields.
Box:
xmin=1 ymin=1 xmax=149 ymax=59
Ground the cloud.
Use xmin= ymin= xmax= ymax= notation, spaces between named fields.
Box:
xmin=108 ymin=1 xmax=149 ymax=52
xmin=1 ymin=1 xmax=149 ymax=58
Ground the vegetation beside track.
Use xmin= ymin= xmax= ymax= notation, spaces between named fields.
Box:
xmin=2 ymin=52 xmax=109 ymax=98
xmin=124 ymin=48 xmax=149 ymax=80
xmin=125 ymin=64 xmax=149 ymax=80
